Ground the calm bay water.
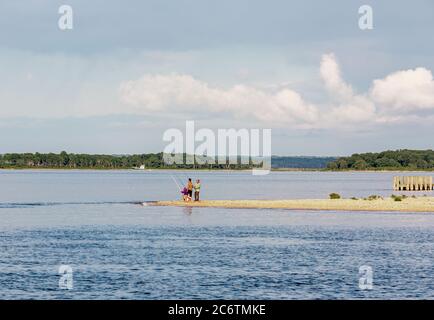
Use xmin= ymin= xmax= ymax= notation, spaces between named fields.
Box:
xmin=0 ymin=169 xmax=433 ymax=299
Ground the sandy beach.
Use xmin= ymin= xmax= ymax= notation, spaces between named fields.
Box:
xmin=154 ymin=197 xmax=434 ymax=212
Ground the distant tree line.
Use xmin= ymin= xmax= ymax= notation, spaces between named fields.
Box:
xmin=327 ymin=150 xmax=434 ymax=170
xmin=0 ymin=152 xmax=338 ymax=169
xmin=0 ymin=152 xmax=262 ymax=169
xmin=272 ymin=156 xmax=337 ymax=169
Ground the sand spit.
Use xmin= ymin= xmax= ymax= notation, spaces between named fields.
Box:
xmin=153 ymin=197 xmax=434 ymax=212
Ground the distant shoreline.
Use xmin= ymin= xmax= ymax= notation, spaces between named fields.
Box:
xmin=0 ymin=167 xmax=433 ymax=173
xmin=2 ymin=150 xmax=433 ymax=171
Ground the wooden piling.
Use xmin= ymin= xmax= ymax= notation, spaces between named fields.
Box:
xmin=393 ymin=176 xmax=434 ymax=191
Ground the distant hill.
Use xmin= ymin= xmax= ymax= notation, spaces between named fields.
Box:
xmin=327 ymin=149 xmax=434 ymax=170
xmin=271 ymin=156 xmax=337 ymax=169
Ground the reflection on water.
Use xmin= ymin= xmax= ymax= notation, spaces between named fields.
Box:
xmin=182 ymin=206 xmax=193 ymax=216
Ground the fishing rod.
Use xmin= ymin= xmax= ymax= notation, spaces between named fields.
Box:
xmin=170 ymin=175 xmax=182 ymax=191
xmin=173 ymin=172 xmax=186 ymax=187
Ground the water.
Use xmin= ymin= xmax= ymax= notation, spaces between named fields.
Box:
xmin=0 ymin=169 xmax=433 ymax=299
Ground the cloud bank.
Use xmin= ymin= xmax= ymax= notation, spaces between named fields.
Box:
xmin=120 ymin=73 xmax=319 ymax=126
xmin=120 ymin=54 xmax=434 ymax=128
xmin=371 ymin=67 xmax=434 ymax=111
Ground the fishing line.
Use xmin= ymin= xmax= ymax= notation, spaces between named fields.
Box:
xmin=170 ymin=174 xmax=182 ymax=191
xmin=173 ymin=172 xmax=186 ymax=187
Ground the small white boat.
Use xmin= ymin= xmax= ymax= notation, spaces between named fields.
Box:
xmin=133 ymin=164 xmax=146 ymax=170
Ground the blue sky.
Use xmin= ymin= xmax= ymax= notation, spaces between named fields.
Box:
xmin=0 ymin=0 xmax=433 ymax=156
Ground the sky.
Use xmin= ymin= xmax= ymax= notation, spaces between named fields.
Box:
xmin=0 ymin=0 xmax=433 ymax=156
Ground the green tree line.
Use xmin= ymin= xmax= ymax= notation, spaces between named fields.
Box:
xmin=0 ymin=152 xmax=337 ymax=169
xmin=0 ymin=152 xmax=261 ymax=169
xmin=327 ymin=149 xmax=434 ymax=170
xmin=272 ymin=156 xmax=336 ymax=168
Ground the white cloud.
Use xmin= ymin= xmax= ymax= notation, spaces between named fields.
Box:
xmin=319 ymin=53 xmax=377 ymax=124
xmin=120 ymin=53 xmax=391 ymax=127
xmin=370 ymin=67 xmax=434 ymax=111
xmin=119 ymin=73 xmax=320 ymax=127
xmin=120 ymin=54 xmax=434 ymax=127
xmin=320 ymin=53 xmax=354 ymax=100
xmin=327 ymin=96 xmax=376 ymax=125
